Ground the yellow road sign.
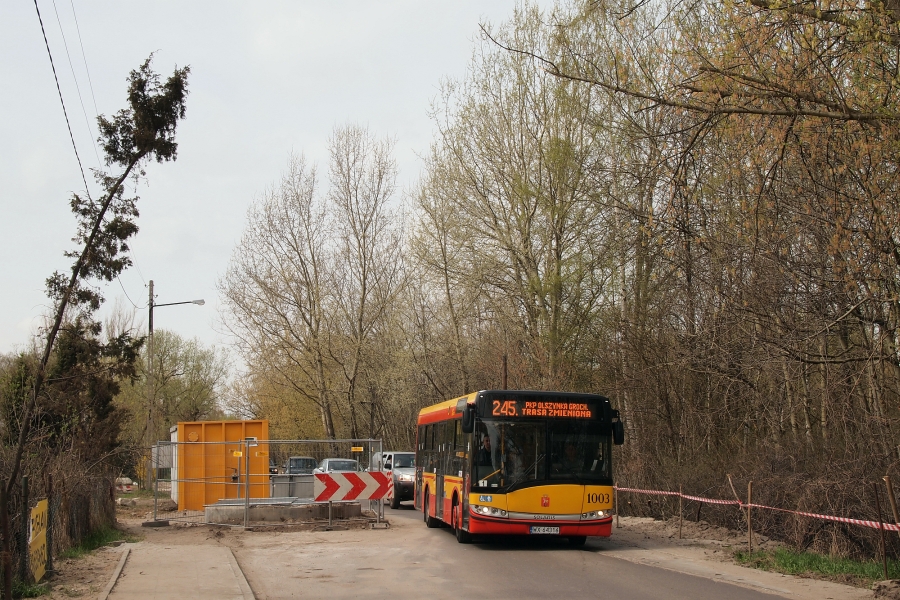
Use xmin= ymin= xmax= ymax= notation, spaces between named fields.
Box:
xmin=29 ymin=499 xmax=48 ymax=582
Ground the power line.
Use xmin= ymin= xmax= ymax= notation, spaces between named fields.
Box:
xmin=32 ymin=0 xmax=92 ymax=198
xmin=51 ymin=0 xmax=101 ymax=170
xmin=59 ymin=0 xmax=103 ymax=168
xmin=117 ymin=275 xmax=146 ymax=310
xmin=68 ymin=0 xmax=101 ymax=119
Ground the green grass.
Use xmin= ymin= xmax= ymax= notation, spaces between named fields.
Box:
xmin=12 ymin=580 xmax=49 ymax=598
xmin=735 ymin=547 xmax=900 ymax=586
xmin=58 ymin=525 xmax=139 ymax=560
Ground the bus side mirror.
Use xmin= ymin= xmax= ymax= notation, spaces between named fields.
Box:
xmin=613 ymin=421 xmax=625 ymax=445
xmin=461 ymin=404 xmax=475 ymax=433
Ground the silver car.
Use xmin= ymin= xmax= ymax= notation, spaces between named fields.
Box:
xmin=313 ymin=458 xmax=360 ymax=473
xmin=380 ymin=451 xmax=415 ymax=509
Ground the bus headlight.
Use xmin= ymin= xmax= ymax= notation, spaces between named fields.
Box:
xmin=471 ymin=504 xmax=508 ymax=518
xmin=580 ymin=510 xmax=608 ymax=520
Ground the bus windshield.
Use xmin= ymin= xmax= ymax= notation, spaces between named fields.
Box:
xmin=473 ymin=419 xmax=611 ymax=490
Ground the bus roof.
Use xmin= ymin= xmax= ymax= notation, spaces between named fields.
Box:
xmin=416 ymin=390 xmax=611 ymax=425
xmin=417 ymin=392 xmax=477 ymax=425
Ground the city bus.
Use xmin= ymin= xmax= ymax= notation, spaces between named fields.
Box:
xmin=415 ymin=390 xmax=624 ymax=544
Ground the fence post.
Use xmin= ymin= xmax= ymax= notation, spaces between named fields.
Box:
xmin=46 ymin=474 xmax=52 ymax=576
xmin=19 ymin=476 xmax=28 ymax=584
xmin=1 ymin=486 xmax=11 ymax=600
xmin=153 ymin=443 xmax=159 ymax=522
xmin=747 ymin=481 xmax=753 ymax=554
xmin=243 ymin=439 xmax=251 ymax=529
xmin=727 ymin=473 xmax=747 ymax=528
xmin=875 ymin=482 xmax=889 ymax=580
xmin=678 ymin=485 xmax=683 ymax=540
xmin=615 ymin=482 xmax=619 ymax=528
xmin=883 ymin=476 xmax=900 ymax=542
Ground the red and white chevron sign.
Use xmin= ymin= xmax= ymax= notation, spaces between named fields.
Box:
xmin=314 ymin=472 xmax=392 ymax=502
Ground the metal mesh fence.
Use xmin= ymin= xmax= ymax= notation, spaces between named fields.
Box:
xmin=151 ymin=439 xmax=384 ymax=526
xmin=0 ymin=474 xmax=114 ymax=589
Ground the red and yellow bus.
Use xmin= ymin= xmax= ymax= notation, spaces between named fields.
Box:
xmin=415 ymin=390 xmax=624 ymax=544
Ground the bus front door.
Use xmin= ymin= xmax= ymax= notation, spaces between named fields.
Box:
xmin=435 ymin=472 xmax=445 ymax=521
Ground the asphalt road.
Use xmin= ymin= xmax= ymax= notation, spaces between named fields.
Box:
xmin=234 ymin=501 xmax=792 ymax=600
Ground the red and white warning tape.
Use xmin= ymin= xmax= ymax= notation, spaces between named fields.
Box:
xmin=615 ymin=486 xmax=900 ymax=532
xmin=746 ymin=502 xmax=900 ymax=532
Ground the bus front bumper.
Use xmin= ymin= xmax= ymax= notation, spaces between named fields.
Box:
xmin=467 ymin=512 xmax=613 ymax=537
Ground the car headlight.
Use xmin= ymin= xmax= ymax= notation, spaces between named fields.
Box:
xmin=471 ymin=504 xmax=508 ymax=518
xmin=398 ymin=474 xmax=413 ymax=482
xmin=580 ymin=510 xmax=608 ymax=520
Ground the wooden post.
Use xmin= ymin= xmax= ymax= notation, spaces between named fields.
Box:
xmin=45 ymin=474 xmax=52 ymax=576
xmin=19 ymin=476 xmax=27 ymax=583
xmin=747 ymin=481 xmax=753 ymax=554
xmin=875 ymin=482 xmax=889 ymax=580
xmin=678 ymin=485 xmax=683 ymax=540
xmin=615 ymin=482 xmax=619 ymax=528
xmin=883 ymin=476 xmax=900 ymax=542
xmin=1 ymin=487 xmax=10 ymax=600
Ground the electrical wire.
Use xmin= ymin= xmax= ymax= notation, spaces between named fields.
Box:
xmin=32 ymin=0 xmax=92 ymax=199
xmin=117 ymin=275 xmax=145 ymax=309
xmin=68 ymin=0 xmax=101 ymax=121
xmin=51 ymin=0 xmax=102 ymax=170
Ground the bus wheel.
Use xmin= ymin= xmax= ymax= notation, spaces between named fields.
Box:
xmin=568 ymin=536 xmax=587 ymax=547
xmin=424 ymin=493 xmax=439 ymax=528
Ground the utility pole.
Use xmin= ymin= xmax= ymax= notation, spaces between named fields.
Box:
xmin=145 ymin=280 xmax=155 ymax=490
xmin=142 ymin=281 xmax=204 ymax=491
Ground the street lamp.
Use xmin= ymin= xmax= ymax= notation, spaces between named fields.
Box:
xmin=145 ymin=280 xmax=204 ymax=489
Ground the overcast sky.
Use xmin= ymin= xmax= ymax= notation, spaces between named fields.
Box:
xmin=2 ymin=1 xmax=541 ymax=359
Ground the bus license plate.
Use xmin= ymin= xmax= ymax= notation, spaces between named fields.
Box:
xmin=530 ymin=526 xmax=559 ymax=534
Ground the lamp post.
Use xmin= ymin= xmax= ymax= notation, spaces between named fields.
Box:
xmin=145 ymin=280 xmax=204 ymax=489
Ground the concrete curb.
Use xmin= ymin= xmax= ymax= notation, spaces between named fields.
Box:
xmin=97 ymin=547 xmax=130 ymax=600
xmin=226 ymin=547 xmax=256 ymax=600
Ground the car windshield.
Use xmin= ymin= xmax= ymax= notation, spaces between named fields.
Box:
xmin=288 ymin=458 xmax=316 ymax=473
xmin=392 ymin=454 xmax=415 ymax=468
xmin=326 ymin=460 xmax=358 ymax=471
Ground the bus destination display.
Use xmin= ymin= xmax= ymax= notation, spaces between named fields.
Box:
xmin=492 ymin=399 xmax=594 ymax=419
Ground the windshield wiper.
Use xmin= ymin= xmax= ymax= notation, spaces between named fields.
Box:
xmin=506 ymin=454 xmax=545 ymax=492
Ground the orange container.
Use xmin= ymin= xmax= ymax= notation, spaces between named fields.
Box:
xmin=175 ymin=420 xmax=270 ymax=511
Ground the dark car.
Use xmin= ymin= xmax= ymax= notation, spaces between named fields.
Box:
xmin=285 ymin=456 xmax=318 ymax=475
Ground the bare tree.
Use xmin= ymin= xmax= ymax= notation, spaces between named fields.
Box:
xmin=327 ymin=125 xmax=405 ymax=438
xmin=219 ymin=155 xmax=338 ymax=437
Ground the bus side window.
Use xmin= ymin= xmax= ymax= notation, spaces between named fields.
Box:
xmin=452 ymin=420 xmax=465 ymax=475
xmin=445 ymin=420 xmax=455 ymax=474
xmin=415 ymin=426 xmax=424 ymax=469
xmin=445 ymin=420 xmax=457 ymax=475
xmin=424 ymin=424 xmax=434 ymax=471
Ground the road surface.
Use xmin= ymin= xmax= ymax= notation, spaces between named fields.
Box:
xmin=232 ymin=502 xmax=839 ymax=599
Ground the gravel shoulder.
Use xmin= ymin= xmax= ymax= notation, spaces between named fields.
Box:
xmin=605 ymin=516 xmax=871 ymax=599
